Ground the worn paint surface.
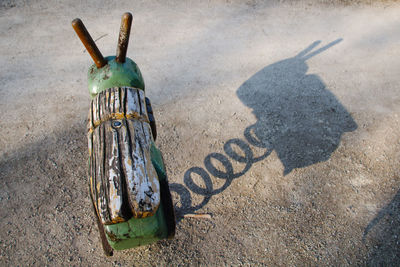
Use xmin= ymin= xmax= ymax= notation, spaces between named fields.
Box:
xmin=88 ymin=57 xmax=145 ymax=98
xmin=104 ymin=143 xmax=175 ymax=250
xmin=88 ymin=87 xmax=160 ymax=225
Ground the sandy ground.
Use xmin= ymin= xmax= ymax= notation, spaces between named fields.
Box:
xmin=0 ymin=0 xmax=399 ymax=265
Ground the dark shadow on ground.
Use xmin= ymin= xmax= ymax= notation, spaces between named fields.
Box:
xmin=364 ymin=189 xmax=400 ymax=265
xmin=237 ymin=39 xmax=357 ymax=175
xmin=171 ymin=39 xmax=358 ymax=218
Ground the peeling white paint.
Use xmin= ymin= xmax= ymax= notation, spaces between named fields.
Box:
xmin=108 ymin=127 xmax=123 ymax=220
xmin=131 ymin=118 xmax=160 ymax=212
xmin=138 ymin=89 xmax=147 ymax=115
xmin=114 ymin=88 xmax=120 ymax=112
xmin=126 ymin=87 xmax=138 ymax=113
xmin=110 ymin=90 xmax=115 ymax=113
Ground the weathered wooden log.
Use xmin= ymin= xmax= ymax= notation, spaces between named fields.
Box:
xmin=88 ymin=87 xmax=160 ymax=225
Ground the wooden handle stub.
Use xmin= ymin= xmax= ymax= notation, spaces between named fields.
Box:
xmin=116 ymin=12 xmax=133 ymax=63
xmin=72 ymin=18 xmax=107 ymax=68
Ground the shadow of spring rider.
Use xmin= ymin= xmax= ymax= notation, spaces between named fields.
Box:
xmin=72 ymin=12 xmax=176 ymax=256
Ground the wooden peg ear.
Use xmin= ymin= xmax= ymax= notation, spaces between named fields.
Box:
xmin=72 ymin=18 xmax=107 ymax=68
xmin=116 ymin=12 xmax=133 ymax=63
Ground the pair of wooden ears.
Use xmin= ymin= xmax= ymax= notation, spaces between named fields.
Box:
xmin=72 ymin=12 xmax=132 ymax=68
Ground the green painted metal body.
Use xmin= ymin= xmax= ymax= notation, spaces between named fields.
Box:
xmin=88 ymin=57 xmax=170 ymax=250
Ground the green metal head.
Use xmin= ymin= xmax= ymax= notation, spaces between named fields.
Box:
xmin=88 ymin=56 xmax=145 ymax=98
xmin=72 ymin=13 xmax=145 ymax=98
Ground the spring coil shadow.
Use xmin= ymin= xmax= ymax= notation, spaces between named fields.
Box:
xmin=170 ymin=125 xmax=270 ymax=216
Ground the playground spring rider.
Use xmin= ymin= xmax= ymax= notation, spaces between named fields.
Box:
xmin=72 ymin=13 xmax=176 ymax=256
